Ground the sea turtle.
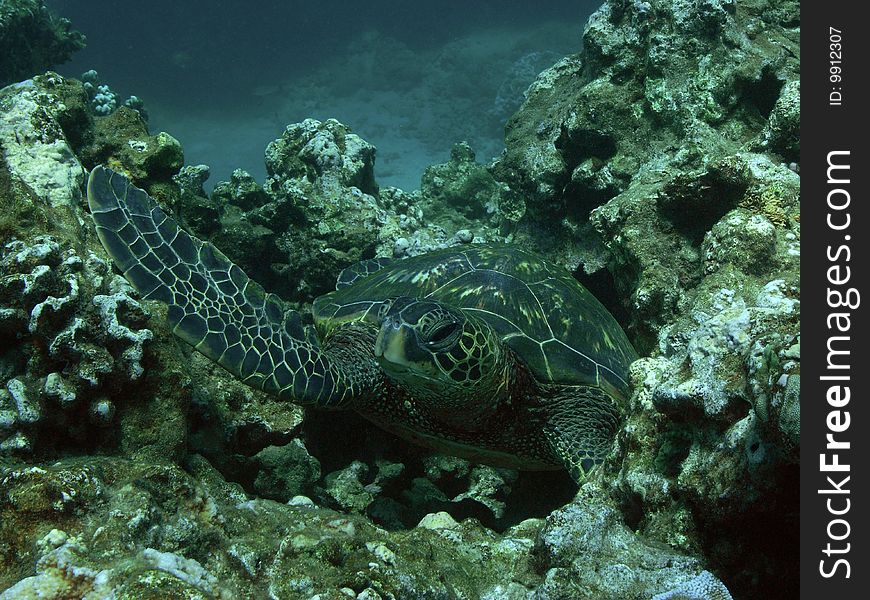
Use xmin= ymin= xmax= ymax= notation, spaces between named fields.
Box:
xmin=86 ymin=166 xmax=637 ymax=481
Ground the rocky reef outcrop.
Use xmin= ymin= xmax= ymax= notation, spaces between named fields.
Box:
xmin=489 ymin=1 xmax=800 ymax=595
xmin=174 ymin=119 xmax=509 ymax=305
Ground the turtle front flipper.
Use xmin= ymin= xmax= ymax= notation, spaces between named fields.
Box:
xmin=543 ymin=386 xmax=623 ymax=481
xmin=87 ymin=165 xmax=370 ymax=408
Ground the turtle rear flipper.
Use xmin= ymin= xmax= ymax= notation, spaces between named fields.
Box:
xmin=544 ymin=386 xmax=622 ymax=482
xmin=87 ymin=165 xmax=356 ymax=407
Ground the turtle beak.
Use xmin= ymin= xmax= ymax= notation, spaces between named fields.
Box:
xmin=374 ymin=316 xmax=408 ymax=365
xmin=375 ymin=315 xmax=445 ymax=385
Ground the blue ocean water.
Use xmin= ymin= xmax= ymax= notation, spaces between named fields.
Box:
xmin=47 ymin=0 xmax=600 ymax=191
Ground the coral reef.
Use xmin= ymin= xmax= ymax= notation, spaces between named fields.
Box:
xmin=80 ymin=111 xmax=183 ymax=186
xmin=533 ymin=483 xmax=729 ymax=599
xmin=0 ymin=0 xmax=800 ymax=596
xmin=495 ymin=0 xmax=799 ymax=274
xmin=80 ymin=69 xmax=148 ymax=121
xmin=489 ymin=0 xmax=800 ymax=595
xmin=420 ymin=141 xmax=522 ymax=233
xmin=80 ymin=69 xmax=118 ymax=116
xmin=0 ymin=224 xmax=186 ymax=461
xmin=194 ymin=119 xmax=505 ymax=303
xmin=0 ymin=457 xmax=721 ymax=599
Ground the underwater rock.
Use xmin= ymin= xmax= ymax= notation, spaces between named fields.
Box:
xmin=324 ymin=460 xmax=377 ymax=514
xmin=0 ymin=529 xmax=113 ymax=599
xmin=421 ymin=455 xmax=517 ymax=521
xmin=198 ymin=168 xmax=274 ymax=283
xmin=174 ymin=164 xmax=222 ymax=235
xmin=266 ymin=118 xmax=378 ymax=196
xmin=211 ymin=168 xmax=269 ymax=211
xmin=421 ymin=142 xmax=503 ymax=221
xmin=649 ymin=276 xmax=798 ymax=429
xmin=489 ymin=1 xmax=799 ymax=596
xmin=609 ymin=272 xmax=799 ymax=592
xmin=82 ymin=110 xmax=184 ymax=184
xmin=652 ymin=570 xmax=734 ymax=600
xmin=196 ymin=118 xmax=387 ymax=300
xmin=0 ymin=456 xmax=554 ymax=598
xmin=532 ymin=482 xmax=734 ymax=599
xmin=55 ymin=71 xmax=181 ymax=189
xmin=419 ymin=141 xmax=525 ymax=240
xmin=702 ymin=209 xmax=777 ymax=276
xmin=252 ymin=439 xmax=321 ymax=502
xmin=0 ymin=77 xmax=85 ymax=208
xmin=496 ymin=0 xmax=798 ymax=273
xmin=452 ymin=465 xmax=516 ymax=520
xmin=758 ymin=79 xmax=799 ymax=161
xmin=416 ymin=511 xmax=460 ymax=531
xmin=173 ymin=163 xmax=211 ymax=198
xmin=591 ymin=151 xmax=798 ymax=348
xmin=200 ymin=121 xmax=506 ymax=302
xmin=186 ymin=350 xmax=306 ymax=489
xmin=0 ymin=1 xmax=85 ymax=88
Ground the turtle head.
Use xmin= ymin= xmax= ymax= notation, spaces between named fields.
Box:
xmin=374 ymin=297 xmax=510 ymax=429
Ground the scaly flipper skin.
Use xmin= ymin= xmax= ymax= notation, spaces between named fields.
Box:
xmin=87 ymin=165 xmax=372 ymax=407
xmin=542 ymin=385 xmax=622 ymax=480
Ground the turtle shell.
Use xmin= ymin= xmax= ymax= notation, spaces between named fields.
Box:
xmin=313 ymin=244 xmax=637 ymax=399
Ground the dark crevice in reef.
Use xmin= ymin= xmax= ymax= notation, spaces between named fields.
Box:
xmin=700 ymin=463 xmax=799 ymax=600
xmin=740 ymin=64 xmax=784 ymax=122
xmin=302 ymin=408 xmax=575 ymax=532
xmin=554 ymin=127 xmax=622 ymax=217
xmin=617 ymin=489 xmax=645 ymax=532
xmin=555 ymin=127 xmax=618 ymax=168
xmin=573 ymin=266 xmax=632 ymax=338
xmin=656 ymin=163 xmax=750 ymax=245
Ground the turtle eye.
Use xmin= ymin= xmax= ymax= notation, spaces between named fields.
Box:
xmin=426 ymin=321 xmax=461 ymax=347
